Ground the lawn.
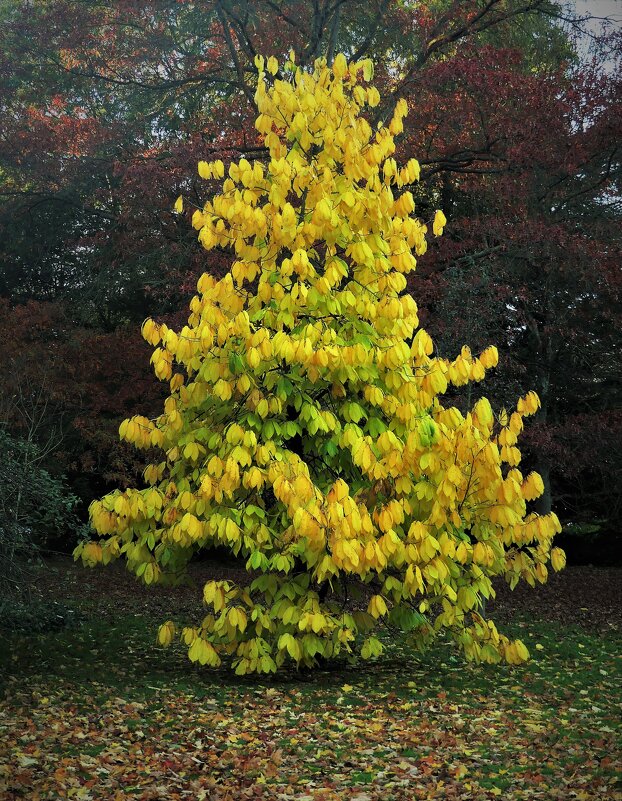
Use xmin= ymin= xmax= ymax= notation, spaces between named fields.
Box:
xmin=0 ymin=559 xmax=620 ymax=800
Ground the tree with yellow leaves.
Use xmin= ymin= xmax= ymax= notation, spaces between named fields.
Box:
xmin=75 ymin=52 xmax=565 ymax=674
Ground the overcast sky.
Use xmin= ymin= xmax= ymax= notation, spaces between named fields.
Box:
xmin=570 ymin=0 xmax=621 ymax=70
xmin=574 ymin=0 xmax=622 ymax=32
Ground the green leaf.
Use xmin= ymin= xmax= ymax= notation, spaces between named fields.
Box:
xmin=324 ymin=440 xmax=338 ymax=458
xmin=228 ymin=352 xmax=244 ymax=374
xmin=367 ymin=416 xmax=387 ymax=437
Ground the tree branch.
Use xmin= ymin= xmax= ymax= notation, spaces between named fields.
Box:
xmin=377 ymin=0 xmax=552 ymax=125
xmin=216 ymin=0 xmax=256 ymax=107
xmin=351 ymin=0 xmax=391 ymax=61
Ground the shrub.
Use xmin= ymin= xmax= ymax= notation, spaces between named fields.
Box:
xmin=0 ymin=427 xmax=79 ymax=603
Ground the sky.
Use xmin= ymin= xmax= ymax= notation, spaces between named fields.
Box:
xmin=574 ymin=0 xmax=622 ymax=35
xmin=571 ymin=0 xmax=621 ymax=70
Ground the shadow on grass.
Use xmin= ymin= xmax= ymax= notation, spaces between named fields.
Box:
xmin=2 ymin=603 xmax=620 ymax=709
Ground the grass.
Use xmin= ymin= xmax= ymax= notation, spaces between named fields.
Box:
xmin=0 ymin=563 xmax=621 ymax=800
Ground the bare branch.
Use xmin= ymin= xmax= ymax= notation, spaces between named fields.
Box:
xmin=216 ymin=0 xmax=256 ymax=107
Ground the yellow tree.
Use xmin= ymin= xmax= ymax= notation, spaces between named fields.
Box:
xmin=75 ymin=53 xmax=565 ymax=674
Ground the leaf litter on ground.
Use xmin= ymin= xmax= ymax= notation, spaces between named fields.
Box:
xmin=0 ymin=558 xmax=620 ymax=800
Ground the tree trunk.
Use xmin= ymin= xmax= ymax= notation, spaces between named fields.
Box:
xmin=533 ymin=460 xmax=552 ymax=516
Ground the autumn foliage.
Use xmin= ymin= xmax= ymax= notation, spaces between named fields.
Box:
xmin=74 ymin=55 xmax=566 ymax=673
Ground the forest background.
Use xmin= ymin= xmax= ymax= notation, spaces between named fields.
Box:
xmin=0 ymin=0 xmax=620 ymax=574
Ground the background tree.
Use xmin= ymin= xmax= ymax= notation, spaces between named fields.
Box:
xmin=0 ymin=0 xmax=619 ymax=555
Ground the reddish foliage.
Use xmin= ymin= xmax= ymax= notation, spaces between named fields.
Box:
xmin=0 ymin=0 xmax=620 ymax=542
xmin=0 ymin=299 xmax=165 ymax=497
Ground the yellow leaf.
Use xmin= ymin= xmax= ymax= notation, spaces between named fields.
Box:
xmin=157 ymin=621 xmax=175 ymax=647
xmin=198 ymin=161 xmax=211 ymax=179
xmin=551 ymin=547 xmax=566 ymax=572
xmin=267 ymin=56 xmax=278 ymax=75
xmin=433 ymin=209 xmax=446 ymax=236
xmin=333 ymin=53 xmax=347 ymax=78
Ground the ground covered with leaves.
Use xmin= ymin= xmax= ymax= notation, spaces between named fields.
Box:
xmin=1 ymin=558 xmax=620 ymax=800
